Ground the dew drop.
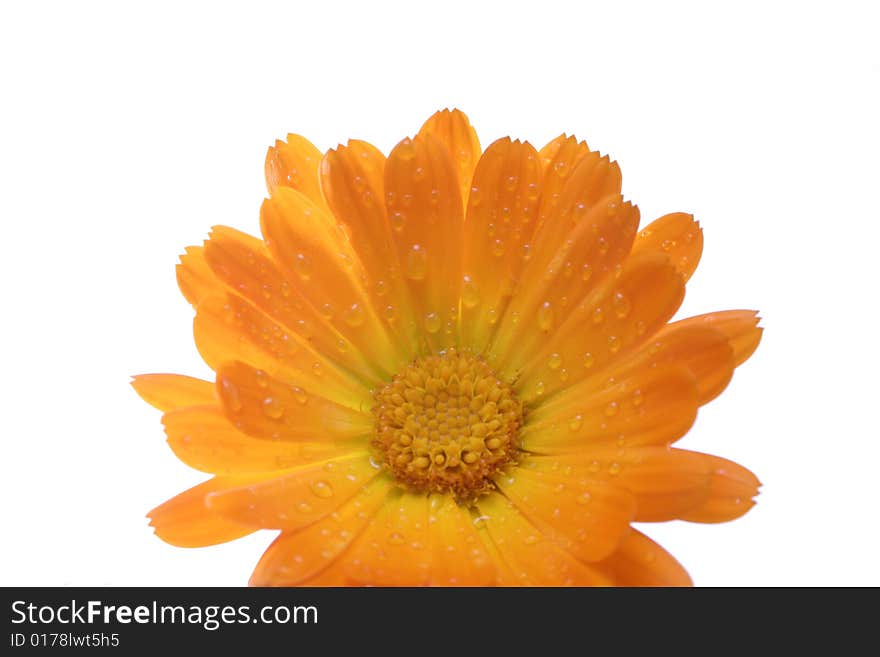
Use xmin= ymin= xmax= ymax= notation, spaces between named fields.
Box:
xmin=406 ymin=244 xmax=428 ymax=280
xmin=491 ymin=238 xmax=505 ymax=257
xmin=577 ymin=491 xmax=592 ymax=505
xmin=262 ymin=396 xmax=284 ymax=419
xmin=462 ymin=275 xmax=480 ymax=309
xmin=291 ymin=386 xmax=308 ymax=405
xmin=581 ymin=263 xmax=593 ymax=282
xmin=383 ymin=304 xmax=396 ymax=321
xmin=521 ymin=243 xmax=532 ymax=261
xmin=569 ymin=414 xmax=583 ymax=432
xmin=390 ymin=210 xmax=406 ymax=232
xmin=537 ymin=301 xmax=555 ymax=332
xmin=413 ymin=166 xmax=426 ymax=182
xmin=343 ymin=302 xmax=365 ymax=327
xmin=388 ymin=532 xmax=405 ymax=545
xmin=661 ymin=239 xmax=675 ymax=252
xmin=293 ymin=252 xmax=312 ymax=280
xmin=297 ymin=502 xmax=313 ymax=514
xmin=534 ymin=380 xmax=545 ymax=397
xmin=612 ymin=291 xmax=631 ymax=318
xmin=553 ymin=160 xmax=568 ymax=177
xmin=583 ymin=352 xmax=595 ymax=369
xmin=396 ymin=138 xmax=416 ymax=161
xmin=220 ymin=379 xmax=243 ymax=412
xmin=311 ymin=362 xmax=323 ymax=377
xmin=604 ymin=401 xmax=619 ymax=417
xmin=547 ymin=352 xmax=563 ymax=370
xmin=632 ymin=389 xmax=644 ymax=407
xmin=375 ymin=279 xmax=389 ymax=296
xmin=608 ymin=462 xmax=621 ymax=476
xmin=591 ymin=307 xmax=604 ymax=324
xmin=310 ymin=480 xmax=334 ymax=498
xmin=424 ymin=311 xmax=441 ymax=334
xmin=608 ymin=335 xmax=620 ymax=353
xmin=319 ymin=302 xmax=334 ymax=320
xmin=487 ymin=307 xmax=499 ymax=325
xmin=504 ymin=175 xmax=518 ymax=191
xmin=469 ymin=186 xmax=482 ymax=207
xmin=254 ymin=369 xmax=269 ymax=388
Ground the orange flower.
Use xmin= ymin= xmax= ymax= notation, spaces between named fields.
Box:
xmin=133 ymin=109 xmax=762 ymax=586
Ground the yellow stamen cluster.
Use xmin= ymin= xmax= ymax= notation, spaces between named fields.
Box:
xmin=372 ymin=349 xmax=523 ymax=500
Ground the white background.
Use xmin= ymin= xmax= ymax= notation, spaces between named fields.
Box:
xmin=1 ymin=0 xmax=878 ymax=586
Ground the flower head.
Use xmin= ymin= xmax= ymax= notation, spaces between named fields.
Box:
xmin=133 ymin=109 xmax=762 ymax=586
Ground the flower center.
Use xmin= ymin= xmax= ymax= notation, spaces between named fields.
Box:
xmin=372 ymin=349 xmax=523 ymax=500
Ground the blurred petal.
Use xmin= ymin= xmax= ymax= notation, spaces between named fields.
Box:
xmin=163 ymin=405 xmax=360 ymax=474
xmin=517 ymin=253 xmax=685 ymax=403
xmin=632 ymin=212 xmax=703 ymax=282
xmin=427 ymin=494 xmax=495 ymax=586
xmin=147 ymin=478 xmax=257 ymax=547
xmin=249 ymin=476 xmax=393 ymax=586
xmin=475 ymin=493 xmax=613 ymax=585
xmin=597 ymin=528 xmax=692 ymax=586
xmin=193 ymin=292 xmax=368 ymax=410
xmin=460 ymin=138 xmax=543 ymax=352
xmin=521 ymin=365 xmax=698 ymax=452
xmin=385 ymin=135 xmax=463 ymax=351
xmin=214 ymin=361 xmax=371 ymax=441
xmin=666 ymin=310 xmax=763 ymax=367
xmin=321 ymin=140 xmax=420 ymax=360
xmin=177 ymin=245 xmax=220 ymax=307
xmin=206 ymin=454 xmax=380 ymax=531
xmin=264 ymin=133 xmax=327 ymax=210
xmin=496 ymin=461 xmax=635 ymax=561
xmin=131 ymin=374 xmax=215 ymax=412
xmin=417 ymin=108 xmax=481 ymax=209
xmin=345 ymin=491 xmax=432 ymax=585
xmin=202 ymin=225 xmax=382 ymax=386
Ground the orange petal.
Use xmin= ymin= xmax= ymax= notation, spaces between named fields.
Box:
xmin=249 ymin=476 xmax=393 ymax=586
xmin=495 ymin=462 xmax=635 ymax=561
xmin=535 ymin=135 xmax=595 ymax=235
xmin=489 ymin=193 xmax=639 ymax=378
xmin=521 ymin=365 xmax=698 ymax=453
xmin=427 ymin=494 xmax=495 ymax=586
xmin=517 ymin=253 xmax=685 ymax=403
xmin=202 ymin=225 xmax=381 ymax=387
xmin=176 ymin=245 xmax=220 ymax=307
xmin=131 ymin=374 xmax=215 ymax=412
xmin=320 ymin=140 xmax=420 ymax=361
xmin=475 ymin=492 xmax=613 ymax=586
xmin=215 ymin=361 xmax=371 ymax=441
xmin=260 ymin=187 xmax=405 ymax=376
xmin=163 ymin=405 xmax=360 ymax=474
xmin=632 ymin=212 xmax=703 ymax=282
xmin=459 ymin=138 xmax=543 ymax=352
xmin=385 ymin=134 xmax=464 ymax=351
xmin=417 ymin=108 xmax=481 ymax=209
xmin=678 ymin=453 xmax=761 ymax=523
xmin=264 ymin=133 xmax=327 ymax=210
xmin=666 ymin=310 xmax=763 ymax=367
xmin=206 ymin=454 xmax=380 ymax=531
xmin=345 ymin=491 xmax=432 ymax=585
xmin=597 ymin=528 xmax=692 ymax=586
xmin=526 ymin=448 xmax=759 ymax=523
xmin=147 ymin=478 xmax=257 ymax=547
xmin=193 ymin=292 xmax=368 ymax=410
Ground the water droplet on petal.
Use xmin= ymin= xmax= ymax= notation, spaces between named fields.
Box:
xmin=310 ymin=480 xmax=334 ymax=498
xmin=254 ymin=370 xmax=269 ymax=388
xmin=605 ymin=401 xmax=619 ymax=417
xmin=491 ymin=239 xmax=505 ymax=257
xmin=462 ymin=275 xmax=480 ymax=309
xmin=583 ymin=352 xmax=595 ymax=368
xmin=293 ymin=252 xmax=312 ymax=280
xmin=262 ymin=396 xmax=284 ymax=419
xmin=612 ymin=291 xmax=631 ymax=318
xmin=343 ymin=302 xmax=365 ymax=327
xmin=390 ymin=211 xmax=406 ymax=232
xmin=406 ymin=244 xmax=428 ymax=280
xmin=291 ymin=386 xmax=308 ymax=405
xmin=424 ymin=312 xmax=441 ymax=334
xmin=547 ymin=352 xmax=563 ymax=370
xmin=537 ymin=301 xmax=555 ymax=332
xmin=569 ymin=414 xmax=583 ymax=432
